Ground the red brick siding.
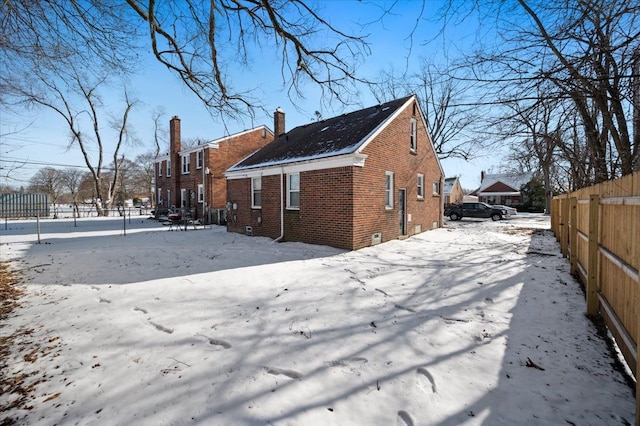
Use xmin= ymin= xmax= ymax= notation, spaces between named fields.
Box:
xmin=285 ymin=168 xmax=355 ymax=249
xmin=155 ymin=127 xmax=273 ymax=217
xmin=227 ymin=99 xmax=442 ymax=250
xmin=227 ymin=174 xmax=282 ymax=239
xmin=353 ymin=101 xmax=441 ymax=249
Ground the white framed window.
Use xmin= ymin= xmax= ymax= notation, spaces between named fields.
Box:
xmin=417 ymin=174 xmax=424 ymax=199
xmin=197 ymin=184 xmax=204 ymax=203
xmin=167 ymin=189 xmax=171 ymax=206
xmin=433 ymin=181 xmax=441 ymax=195
xmin=158 ymin=162 xmax=162 ymax=177
xmin=157 ymin=188 xmax=162 ymax=205
xmin=196 ymin=150 xmax=203 ymax=169
xmin=287 ymin=173 xmax=300 ymax=209
xmin=166 ymin=159 xmax=171 ymax=177
xmin=385 ymin=171 xmax=394 ymax=209
xmin=180 ymin=189 xmax=186 ymax=207
xmin=410 ymin=118 xmax=417 ymax=151
xmin=181 ymin=155 xmax=190 ymax=174
xmin=252 ymin=177 xmax=262 ymax=208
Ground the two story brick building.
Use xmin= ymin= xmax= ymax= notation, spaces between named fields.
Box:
xmin=154 ymin=116 xmax=274 ymax=223
xmin=225 ymin=95 xmax=444 ymax=250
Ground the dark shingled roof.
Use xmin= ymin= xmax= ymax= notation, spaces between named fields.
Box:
xmin=230 ymin=95 xmax=413 ymax=171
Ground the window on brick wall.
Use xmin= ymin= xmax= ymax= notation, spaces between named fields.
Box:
xmin=433 ymin=181 xmax=441 ymax=196
xmin=385 ymin=171 xmax=394 ymax=208
xmin=252 ymin=177 xmax=262 ymax=208
xmin=157 ymin=188 xmax=162 ymax=205
xmin=181 ymin=189 xmax=186 ymax=207
xmin=158 ymin=162 xmax=162 ymax=177
xmin=287 ymin=173 xmax=300 ymax=209
xmin=166 ymin=159 xmax=171 ymax=177
xmin=417 ymin=174 xmax=424 ymax=199
xmin=167 ymin=189 xmax=171 ymax=206
xmin=196 ymin=150 xmax=203 ymax=169
xmin=410 ymin=118 xmax=417 ymax=152
xmin=181 ymin=155 xmax=190 ymax=174
xmin=197 ymin=184 xmax=204 ymax=203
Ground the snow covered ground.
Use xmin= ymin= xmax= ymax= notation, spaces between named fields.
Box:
xmin=0 ymin=214 xmax=635 ymax=425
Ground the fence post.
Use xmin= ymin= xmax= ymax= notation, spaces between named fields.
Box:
xmin=569 ymin=197 xmax=577 ymax=275
xmin=560 ymin=196 xmax=569 ymax=257
xmin=586 ymin=194 xmax=599 ymax=316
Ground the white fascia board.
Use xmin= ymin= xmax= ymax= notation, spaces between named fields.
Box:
xmin=356 ymin=95 xmax=445 ymax=178
xmin=357 ymin=96 xmax=414 ymax=153
xmin=226 ymin=153 xmax=368 ymax=180
xmin=478 ymin=191 xmax=521 ymax=196
xmin=155 ymin=154 xmax=169 ymax=162
xmin=181 ymin=143 xmax=219 ymax=156
xmin=180 ymin=125 xmax=270 ymax=155
xmin=413 ymin=99 xmax=446 ymax=177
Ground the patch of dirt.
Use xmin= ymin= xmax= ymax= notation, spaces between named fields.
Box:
xmin=1 ymin=261 xmax=32 ymax=425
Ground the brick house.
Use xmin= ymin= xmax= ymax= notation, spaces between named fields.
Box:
xmin=225 ymin=95 xmax=444 ymax=250
xmin=154 ymin=116 xmax=274 ymax=223
xmin=473 ymin=171 xmax=534 ymax=205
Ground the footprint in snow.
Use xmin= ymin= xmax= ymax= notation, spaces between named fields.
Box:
xmin=197 ymin=334 xmax=231 ymax=349
xmin=394 ymin=304 xmax=417 ymax=313
xmin=327 ymin=357 xmax=368 ymax=376
xmin=264 ymin=366 xmax=302 ymax=380
xmin=99 ymin=297 xmax=111 ymax=304
xmin=416 ymin=367 xmax=437 ymax=394
xmin=396 ymin=410 xmax=415 ymax=426
xmin=133 ymin=307 xmax=148 ymax=314
xmin=148 ymin=321 xmax=174 ymax=334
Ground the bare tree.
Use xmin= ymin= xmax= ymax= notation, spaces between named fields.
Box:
xmin=16 ymin=63 xmax=137 ymax=216
xmin=59 ymin=168 xmax=85 ymax=217
xmin=370 ymin=60 xmax=479 ymax=161
xmin=500 ymin=94 xmax=565 ymax=214
xmin=2 ymin=1 xmax=370 ymax=119
xmin=27 ymin=167 xmax=63 ymax=217
xmin=450 ymin=0 xmax=640 ymax=185
xmin=135 ymin=151 xmax=158 ymax=207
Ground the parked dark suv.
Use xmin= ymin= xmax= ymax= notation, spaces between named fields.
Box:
xmin=445 ymin=202 xmax=508 ymax=221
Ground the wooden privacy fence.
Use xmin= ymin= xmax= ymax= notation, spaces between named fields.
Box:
xmin=551 ymin=172 xmax=639 ymax=423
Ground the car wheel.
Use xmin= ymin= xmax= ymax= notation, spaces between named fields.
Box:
xmin=491 ymin=213 xmax=501 ymax=221
xmin=450 ymin=213 xmax=460 ymax=221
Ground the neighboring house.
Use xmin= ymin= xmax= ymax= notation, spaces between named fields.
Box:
xmin=444 ymin=177 xmax=464 ymax=205
xmin=154 ymin=116 xmax=274 ymax=223
xmin=473 ymin=171 xmax=534 ymax=206
xmin=225 ymin=95 xmax=444 ymax=250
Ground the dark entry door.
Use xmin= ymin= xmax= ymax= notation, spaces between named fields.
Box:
xmin=398 ymin=188 xmax=407 ymax=236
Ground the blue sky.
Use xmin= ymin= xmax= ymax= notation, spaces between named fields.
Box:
xmin=0 ymin=1 xmax=502 ymax=191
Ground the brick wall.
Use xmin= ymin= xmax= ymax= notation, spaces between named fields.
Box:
xmin=353 ymin=100 xmax=442 ymax=249
xmin=226 ymin=98 xmax=443 ymax=250
xmin=227 ymin=174 xmax=282 ymax=238
xmin=155 ymin=125 xmax=273 ymax=219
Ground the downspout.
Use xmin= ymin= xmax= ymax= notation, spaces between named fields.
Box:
xmin=274 ymin=167 xmax=285 ymax=242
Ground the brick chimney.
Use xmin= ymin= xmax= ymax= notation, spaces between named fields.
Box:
xmin=274 ymin=107 xmax=285 ymax=137
xmin=170 ymin=116 xmax=181 ymax=154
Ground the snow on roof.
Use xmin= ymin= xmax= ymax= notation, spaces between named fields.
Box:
xmin=478 ymin=172 xmax=534 ymax=193
xmin=228 ymin=96 xmax=413 ymax=172
xmin=443 ymin=177 xmax=459 ymax=194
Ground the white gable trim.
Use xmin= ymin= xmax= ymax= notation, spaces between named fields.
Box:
xmin=226 ymin=153 xmax=368 ymax=180
xmin=356 ymin=95 xmax=445 ymax=177
xmin=356 ymin=96 xmax=414 ymax=153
